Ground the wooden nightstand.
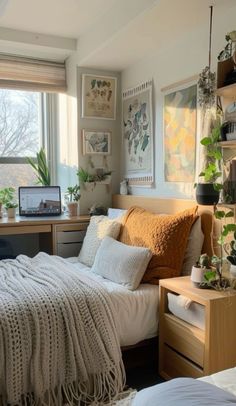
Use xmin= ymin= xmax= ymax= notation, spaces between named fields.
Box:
xmin=159 ymin=276 xmax=236 ymax=380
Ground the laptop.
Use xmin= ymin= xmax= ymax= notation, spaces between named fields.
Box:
xmin=19 ymin=186 xmax=61 ymax=216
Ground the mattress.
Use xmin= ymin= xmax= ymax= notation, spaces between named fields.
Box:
xmin=168 ymin=292 xmax=205 ymax=330
xmin=68 ymin=259 xmax=159 ymax=346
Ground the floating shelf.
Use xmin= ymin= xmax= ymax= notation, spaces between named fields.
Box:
xmin=218 ymin=140 xmax=236 ymax=148
xmin=216 ymin=83 xmax=236 ymax=99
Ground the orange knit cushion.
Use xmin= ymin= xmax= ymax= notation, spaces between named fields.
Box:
xmin=119 ymin=206 xmax=198 ymax=284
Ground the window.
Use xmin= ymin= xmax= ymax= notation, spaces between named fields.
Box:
xmin=0 ymin=89 xmax=45 ymax=189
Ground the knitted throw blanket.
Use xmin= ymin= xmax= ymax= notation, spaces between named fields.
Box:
xmin=0 ymin=252 xmax=125 ymax=405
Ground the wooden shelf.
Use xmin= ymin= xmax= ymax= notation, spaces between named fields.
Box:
xmin=217 ymin=203 xmax=236 ymax=209
xmin=216 ymin=83 xmax=236 ymax=99
xmin=218 ymin=140 xmax=236 ymax=148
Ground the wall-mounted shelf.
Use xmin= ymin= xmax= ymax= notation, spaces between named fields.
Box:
xmin=218 ymin=140 xmax=236 ymax=148
xmin=216 ymin=83 xmax=236 ymax=99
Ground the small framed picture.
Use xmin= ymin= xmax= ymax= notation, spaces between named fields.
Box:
xmin=82 ymin=74 xmax=117 ymax=120
xmin=82 ymin=129 xmax=111 ymax=155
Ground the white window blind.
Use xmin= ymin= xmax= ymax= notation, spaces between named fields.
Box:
xmin=0 ymin=54 xmax=67 ymax=93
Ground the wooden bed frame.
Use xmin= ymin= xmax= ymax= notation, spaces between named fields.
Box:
xmin=112 ymin=194 xmax=221 ymax=256
xmin=113 ymin=194 xmax=221 ymax=368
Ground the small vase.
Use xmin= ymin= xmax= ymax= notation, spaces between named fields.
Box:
xmin=190 ymin=266 xmax=207 ymax=287
xmin=230 ymin=264 xmax=236 ymax=278
xmin=120 ymin=180 xmax=128 ymax=195
xmin=7 ymin=207 xmax=16 ymax=218
xmin=67 ymin=202 xmax=78 ymax=217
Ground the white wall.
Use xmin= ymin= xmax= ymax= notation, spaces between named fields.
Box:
xmin=77 ymin=67 xmax=121 ymax=215
xmin=121 ymin=3 xmax=236 ymax=199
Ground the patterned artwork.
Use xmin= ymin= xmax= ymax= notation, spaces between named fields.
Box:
xmin=82 ymin=74 xmax=117 ymax=120
xmin=164 ymin=84 xmax=197 ymax=182
xmin=122 ymin=80 xmax=153 ymax=185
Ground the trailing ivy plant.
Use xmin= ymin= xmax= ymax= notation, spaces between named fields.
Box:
xmin=196 ymin=121 xmax=223 ymax=192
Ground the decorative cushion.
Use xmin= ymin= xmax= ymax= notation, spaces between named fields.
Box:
xmin=78 ymin=216 xmax=121 ymax=267
xmin=119 ymin=206 xmax=198 ymax=284
xmin=182 ymin=217 xmax=204 ymax=275
xmin=107 ymin=208 xmax=127 ymax=219
xmin=91 ymin=236 xmax=152 ymax=290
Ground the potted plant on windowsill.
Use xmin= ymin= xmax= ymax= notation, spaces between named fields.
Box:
xmin=0 ymin=187 xmax=18 ymax=218
xmin=27 ymin=148 xmax=51 ymax=186
xmin=195 ymin=121 xmax=223 ymax=205
xmin=65 ymin=185 xmax=81 ymax=217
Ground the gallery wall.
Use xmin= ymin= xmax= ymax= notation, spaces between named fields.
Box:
xmin=121 ymin=3 xmax=236 ymax=199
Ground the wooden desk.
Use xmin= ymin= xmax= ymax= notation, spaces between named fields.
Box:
xmin=0 ymin=215 xmax=90 ymax=257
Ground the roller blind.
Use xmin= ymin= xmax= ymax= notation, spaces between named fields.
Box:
xmin=0 ymin=54 xmax=67 ymax=93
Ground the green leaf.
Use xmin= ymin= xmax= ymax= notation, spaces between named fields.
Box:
xmin=213 ymin=183 xmax=223 ymax=191
xmin=204 ymin=270 xmax=216 ymax=282
xmin=214 ymin=210 xmax=226 ymax=219
xmin=200 ymin=137 xmax=212 ymax=146
xmin=225 ymin=211 xmax=234 ymax=218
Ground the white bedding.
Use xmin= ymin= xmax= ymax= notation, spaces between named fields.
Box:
xmin=200 ymin=367 xmax=236 ymax=397
xmin=69 ymin=259 xmax=159 ymax=346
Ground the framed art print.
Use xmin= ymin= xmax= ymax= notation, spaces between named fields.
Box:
xmin=82 ymin=74 xmax=117 ymax=120
xmin=82 ymin=129 xmax=111 ymax=155
xmin=122 ymin=80 xmax=154 ymax=186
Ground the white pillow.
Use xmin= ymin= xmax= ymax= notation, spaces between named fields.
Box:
xmin=91 ymin=236 xmax=152 ymax=290
xmin=107 ymin=208 xmax=127 ymax=219
xmin=182 ymin=217 xmax=204 ymax=276
xmin=78 ymin=216 xmax=121 ymax=267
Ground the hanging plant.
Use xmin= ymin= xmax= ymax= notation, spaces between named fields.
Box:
xmin=198 ymin=66 xmax=216 ymax=109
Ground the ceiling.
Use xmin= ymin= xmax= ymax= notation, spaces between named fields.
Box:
xmin=0 ymin=0 xmax=234 ymax=69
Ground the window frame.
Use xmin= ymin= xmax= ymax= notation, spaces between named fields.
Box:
xmin=0 ymin=91 xmax=57 ymax=185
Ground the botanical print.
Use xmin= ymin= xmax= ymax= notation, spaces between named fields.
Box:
xmin=122 ymin=81 xmax=153 ymax=185
xmin=82 ymin=130 xmax=111 ymax=155
xmin=82 ymin=74 xmax=117 ymax=119
xmin=164 ymin=84 xmax=197 ymax=182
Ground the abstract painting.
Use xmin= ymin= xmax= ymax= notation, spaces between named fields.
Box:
xmin=82 ymin=74 xmax=117 ymax=120
xmin=164 ymin=83 xmax=197 ymax=182
xmin=122 ymin=80 xmax=153 ymax=186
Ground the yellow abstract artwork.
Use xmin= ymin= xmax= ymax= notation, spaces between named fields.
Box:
xmin=164 ymin=84 xmax=197 ymax=182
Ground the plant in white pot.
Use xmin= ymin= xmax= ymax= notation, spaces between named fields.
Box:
xmin=191 ymin=254 xmax=212 ymax=287
xmin=65 ymin=185 xmax=80 ymax=217
xmin=0 ymin=187 xmax=18 ymax=218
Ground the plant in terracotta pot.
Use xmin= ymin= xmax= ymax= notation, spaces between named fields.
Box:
xmin=195 ymin=120 xmax=223 ymax=205
xmin=65 ymin=185 xmax=80 ymax=217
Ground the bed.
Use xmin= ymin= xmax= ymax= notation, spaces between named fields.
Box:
xmin=0 ymin=195 xmax=219 ymax=405
xmin=130 ymin=367 xmax=236 ymax=405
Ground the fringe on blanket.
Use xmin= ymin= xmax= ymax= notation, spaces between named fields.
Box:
xmin=0 ymin=365 xmax=126 ymax=406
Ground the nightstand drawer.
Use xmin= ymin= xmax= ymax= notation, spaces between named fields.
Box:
xmin=162 ymin=345 xmax=203 ymax=379
xmin=163 ymin=313 xmax=205 ymax=367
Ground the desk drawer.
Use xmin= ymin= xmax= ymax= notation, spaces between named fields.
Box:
xmin=161 ymin=345 xmax=203 ymax=379
xmin=163 ymin=313 xmax=205 ymax=367
xmin=57 ymin=242 xmax=83 ymax=257
xmin=57 ymin=230 xmax=86 ymax=243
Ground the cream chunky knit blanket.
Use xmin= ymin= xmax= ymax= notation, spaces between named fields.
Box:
xmin=0 ymin=252 xmax=125 ymax=405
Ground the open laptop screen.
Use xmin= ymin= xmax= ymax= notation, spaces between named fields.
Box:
xmin=19 ymin=186 xmax=61 ymax=216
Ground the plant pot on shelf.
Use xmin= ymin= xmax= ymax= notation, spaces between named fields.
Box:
xmin=7 ymin=207 xmax=16 ymax=218
xmin=195 ymin=183 xmax=220 ymax=205
xmin=190 ymin=266 xmax=209 ymax=287
xmin=230 ymin=264 xmax=236 ymax=278
xmin=67 ymin=202 xmax=79 ymax=217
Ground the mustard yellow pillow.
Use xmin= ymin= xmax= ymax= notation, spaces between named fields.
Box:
xmin=119 ymin=206 xmax=198 ymax=284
